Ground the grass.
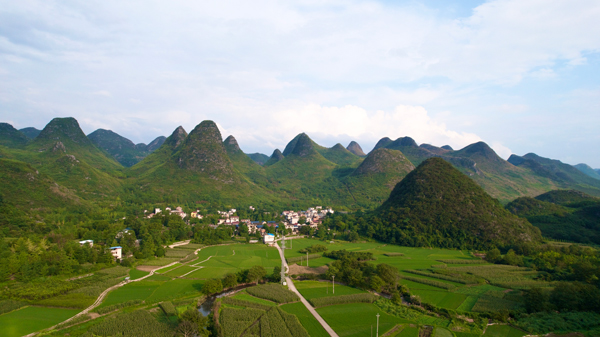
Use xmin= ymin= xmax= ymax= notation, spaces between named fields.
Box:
xmin=0 ymin=306 xmax=80 ymax=337
xmin=396 ymin=326 xmax=419 ymax=337
xmin=317 ymin=302 xmax=407 ymax=337
xmin=281 ymin=302 xmax=330 ymax=337
xmin=231 ymin=291 xmax=277 ymax=306
xmin=163 ymin=265 xmax=198 ymax=277
xmin=129 ymin=268 xmax=149 ymax=280
xmin=482 ymin=325 xmax=527 ymax=337
xmin=154 ymin=262 xmax=181 ymax=274
xmin=294 ymin=280 xmax=367 ymax=300
xmin=97 ymin=280 xmax=162 ymax=308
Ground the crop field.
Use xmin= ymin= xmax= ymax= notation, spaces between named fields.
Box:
xmin=163 ymin=265 xmax=198 ymax=277
xmin=129 ymin=269 xmax=149 ymax=280
xmin=482 ymin=325 xmax=527 ymax=337
xmin=317 ymin=302 xmax=407 ymax=337
xmin=231 ymin=291 xmax=278 ymax=306
xmin=396 ymin=326 xmax=419 ymax=337
xmin=280 ymin=302 xmax=330 ymax=337
xmin=154 ymin=262 xmax=181 ymax=274
xmin=294 ymin=280 xmax=366 ymax=300
xmin=0 ymin=306 xmax=79 ymax=337
xmin=98 ymin=280 xmax=162 ymax=308
xmin=409 ymin=289 xmax=467 ymax=310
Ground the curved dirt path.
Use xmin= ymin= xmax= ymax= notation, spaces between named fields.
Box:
xmin=275 ymin=242 xmax=339 ymax=337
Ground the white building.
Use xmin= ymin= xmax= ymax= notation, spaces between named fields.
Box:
xmin=110 ymin=246 xmax=122 ymax=260
xmin=79 ymin=240 xmax=93 ymax=247
xmin=264 ymin=233 xmax=275 ymax=244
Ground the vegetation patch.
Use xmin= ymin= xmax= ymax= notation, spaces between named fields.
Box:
xmin=220 ymin=307 xmax=265 ymax=337
xmin=309 ymin=293 xmax=377 ymax=308
xmin=222 ymin=297 xmax=273 ymax=311
xmin=287 ymin=253 xmax=323 ymax=264
xmin=81 ymin=309 xmax=173 ymax=337
xmin=400 ymin=275 xmax=456 ymax=290
xmin=281 ymin=302 xmax=330 ymax=337
xmin=0 ymin=306 xmax=80 ymax=337
xmin=437 ymin=259 xmax=487 ymax=264
xmin=384 ymin=252 xmax=404 ymax=257
xmin=246 ymin=284 xmax=299 ymax=303
xmin=95 ymin=299 xmax=143 ymax=315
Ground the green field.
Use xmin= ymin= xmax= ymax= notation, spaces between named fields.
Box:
xmin=294 ymin=280 xmax=367 ymax=300
xmin=280 ymin=302 xmax=330 ymax=337
xmin=129 ymin=268 xmax=150 ymax=280
xmin=317 ymin=302 xmax=409 ymax=337
xmin=231 ymin=291 xmax=278 ymax=306
xmin=482 ymin=325 xmax=527 ymax=337
xmin=0 ymin=306 xmax=80 ymax=337
xmin=397 ymin=326 xmax=419 ymax=337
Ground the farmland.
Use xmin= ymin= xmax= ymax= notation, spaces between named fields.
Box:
xmin=0 ymin=306 xmax=80 ymax=337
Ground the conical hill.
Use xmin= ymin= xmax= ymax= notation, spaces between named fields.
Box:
xmin=129 ymin=126 xmax=187 ymax=175
xmin=0 ymin=123 xmax=28 ymax=148
xmin=347 ymin=141 xmax=366 ymax=157
xmin=223 ymin=135 xmax=266 ymax=182
xmin=375 ymin=157 xmax=542 ymax=248
xmin=265 ymin=149 xmax=284 ymax=166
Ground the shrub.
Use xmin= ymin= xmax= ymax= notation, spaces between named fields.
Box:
xmin=159 ymin=301 xmax=176 ymax=316
xmin=309 ymin=293 xmax=377 ymax=308
xmin=299 ymin=244 xmax=328 ymax=254
xmin=286 ymin=253 xmax=323 ymax=264
xmin=203 ymin=278 xmax=223 ymax=295
xmin=246 ymin=284 xmax=299 ymax=303
xmin=324 ymin=249 xmax=375 ymax=261
xmin=383 ymin=253 xmax=404 ymax=257
xmin=437 ymin=259 xmax=486 ymax=264
xmin=400 ymin=275 xmax=456 ymax=290
xmin=0 ymin=300 xmax=26 ymax=315
xmin=404 ymin=269 xmax=479 ymax=285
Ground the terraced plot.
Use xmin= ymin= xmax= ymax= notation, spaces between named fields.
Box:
xmin=0 ymin=306 xmax=80 ymax=337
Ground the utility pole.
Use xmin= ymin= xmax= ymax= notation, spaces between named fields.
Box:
xmin=376 ymin=313 xmax=380 ymax=337
xmin=306 ymin=252 xmax=308 ymax=267
xmin=332 ymin=275 xmax=335 ymax=294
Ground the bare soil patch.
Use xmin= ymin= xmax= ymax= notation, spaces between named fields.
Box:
xmin=288 ymin=264 xmax=328 ymax=275
xmin=136 ymin=265 xmax=157 ymax=272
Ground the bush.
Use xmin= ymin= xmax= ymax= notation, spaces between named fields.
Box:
xmin=400 ymin=275 xmax=456 ymax=290
xmin=286 ymin=253 xmax=322 ymax=264
xmin=404 ymin=269 xmax=479 ymax=285
xmin=0 ymin=300 xmax=26 ymax=315
xmin=383 ymin=253 xmax=404 ymax=257
xmin=309 ymin=293 xmax=377 ymax=308
xmin=324 ymin=249 xmax=375 ymax=261
xmin=203 ymin=278 xmax=223 ymax=295
xmin=96 ymin=300 xmax=143 ymax=315
xmin=159 ymin=301 xmax=176 ymax=316
xmin=437 ymin=259 xmax=486 ymax=264
xmin=246 ymin=284 xmax=299 ymax=303
xmin=299 ymin=244 xmax=328 ymax=254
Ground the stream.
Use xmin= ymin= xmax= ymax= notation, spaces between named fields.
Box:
xmin=198 ymin=284 xmax=254 ymax=316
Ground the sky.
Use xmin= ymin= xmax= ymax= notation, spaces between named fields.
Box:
xmin=1 ymin=0 xmax=599 ymax=167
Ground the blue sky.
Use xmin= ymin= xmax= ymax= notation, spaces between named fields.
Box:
xmin=1 ymin=0 xmax=599 ymax=167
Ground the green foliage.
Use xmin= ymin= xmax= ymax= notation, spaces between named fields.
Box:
xmin=323 ymin=249 xmax=375 ymax=261
xmin=158 ymin=301 xmax=177 ymax=316
xmin=383 ymin=252 xmax=404 ymax=257
xmin=222 ymin=297 xmax=273 ymax=311
xmin=0 ymin=300 xmax=26 ymax=315
xmin=515 ymin=311 xmax=600 ymax=334
xmin=246 ymin=284 xmax=299 ymax=303
xmin=309 ymin=293 xmax=377 ymax=308
xmin=95 ymin=299 xmax=143 ymax=314
xmin=286 ymin=253 xmax=323 ymax=264
xmin=400 ymin=275 xmax=456 ymax=290
xmin=404 ymin=269 xmax=483 ymax=285
xmin=82 ymin=310 xmax=173 ymax=337
xmin=299 ymin=244 xmax=328 ymax=254
xmin=436 ymin=259 xmax=486 ymax=264
xmin=220 ymin=307 xmax=265 ymax=337
xmin=247 ymin=265 xmax=267 ymax=284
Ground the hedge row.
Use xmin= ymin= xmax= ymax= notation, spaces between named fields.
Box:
xmin=400 ymin=275 xmax=456 ymax=290
xmin=287 ymin=253 xmax=323 ymax=264
xmin=158 ymin=301 xmax=176 ymax=316
xmin=436 ymin=259 xmax=486 ymax=264
xmin=309 ymin=293 xmax=377 ymax=308
xmin=404 ymin=270 xmax=474 ymax=285
xmin=0 ymin=300 xmax=27 ymax=315
xmin=383 ymin=253 xmax=404 ymax=257
xmin=220 ymin=307 xmax=265 ymax=337
xmin=247 ymin=284 xmax=299 ymax=304
xmin=221 ymin=297 xmax=273 ymax=311
xmin=95 ymin=299 xmax=143 ymax=315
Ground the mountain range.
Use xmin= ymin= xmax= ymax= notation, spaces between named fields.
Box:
xmin=1 ymin=117 xmax=600 ymax=215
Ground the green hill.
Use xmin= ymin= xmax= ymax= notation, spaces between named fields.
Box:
xmin=368 ymin=157 xmax=542 ymax=249
xmin=315 ymin=143 xmax=362 ymax=167
xmin=19 ymin=127 xmax=41 ymax=140
xmin=223 ymin=135 xmax=267 ymax=184
xmin=346 ymin=141 xmax=366 ymax=157
xmin=575 ymin=163 xmax=600 ymax=180
xmin=5 ymin=118 xmax=125 ymax=199
xmin=507 ymin=191 xmax=600 ymax=244
xmin=343 ymin=148 xmax=415 ymax=205
xmin=247 ymin=152 xmax=269 ymax=165
xmin=0 ymin=123 xmax=28 ymax=148
xmin=372 ymin=137 xmax=393 ymax=151
xmin=509 ymin=153 xmax=600 ymax=196
xmin=88 ymin=129 xmax=158 ymax=167
xmin=264 ymin=149 xmax=284 ymax=166
xmin=128 ymin=126 xmax=188 ymax=177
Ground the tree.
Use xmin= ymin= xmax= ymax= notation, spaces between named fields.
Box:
xmin=247 ymin=265 xmax=267 ymax=284
xmin=179 ymin=308 xmax=208 ymax=336
xmin=223 ymin=273 xmax=238 ymax=289
xmin=524 ymin=287 xmax=549 ymax=313
xmin=370 ymin=275 xmax=385 ymax=292
xmin=376 ymin=263 xmax=399 ymax=289
xmin=176 ymin=320 xmax=197 ymax=337
xmin=270 ymin=265 xmax=282 ymax=282
xmin=486 ymin=248 xmax=501 ymax=263
xmin=203 ymin=278 xmax=223 ymax=295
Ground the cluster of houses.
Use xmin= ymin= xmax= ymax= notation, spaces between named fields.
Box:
xmin=79 ymin=240 xmax=122 ymax=260
xmin=145 ymin=206 xmax=205 ymax=220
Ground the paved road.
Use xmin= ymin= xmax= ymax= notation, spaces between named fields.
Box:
xmin=274 ymin=242 xmax=339 ymax=337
